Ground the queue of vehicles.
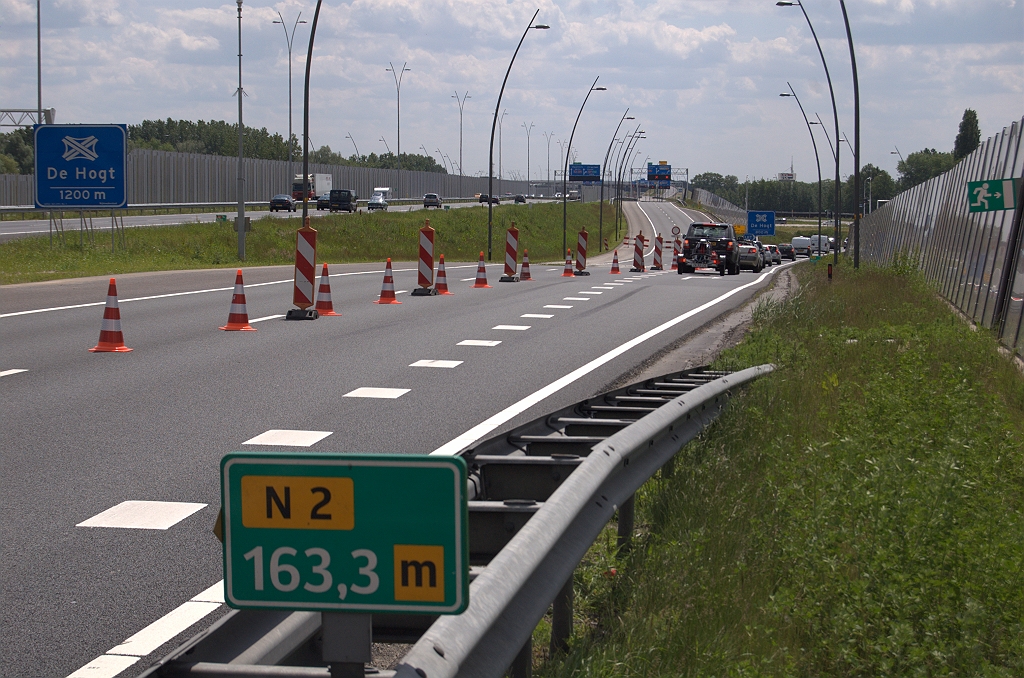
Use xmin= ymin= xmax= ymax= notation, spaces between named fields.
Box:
xmin=675 ymin=221 xmax=837 ymax=275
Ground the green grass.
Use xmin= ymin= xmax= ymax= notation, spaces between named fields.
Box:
xmin=534 ymin=257 xmax=1024 ymax=676
xmin=0 ymin=201 xmax=618 ymax=285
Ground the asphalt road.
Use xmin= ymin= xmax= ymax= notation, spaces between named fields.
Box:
xmin=1 ymin=198 xmax=795 ymax=677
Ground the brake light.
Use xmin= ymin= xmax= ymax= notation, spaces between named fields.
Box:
xmin=727 ymin=241 xmax=733 ymax=250
xmin=684 ymin=239 xmax=690 ymax=248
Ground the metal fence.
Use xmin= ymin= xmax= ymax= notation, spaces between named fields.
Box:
xmin=0 ymin=149 xmax=532 ymax=206
xmin=859 ymin=116 xmax=1024 ymax=358
xmin=692 ymin=187 xmax=747 ymax=227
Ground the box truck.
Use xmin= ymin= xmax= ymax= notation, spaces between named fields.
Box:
xmin=292 ymin=173 xmax=332 ymax=202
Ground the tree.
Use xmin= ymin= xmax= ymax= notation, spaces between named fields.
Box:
xmin=0 ymin=128 xmax=34 ymax=174
xmin=953 ymin=109 xmax=981 ymax=160
xmin=897 ymin=149 xmax=955 ymax=190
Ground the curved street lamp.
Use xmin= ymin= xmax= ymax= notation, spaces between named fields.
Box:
xmin=599 ymin=110 xmax=633 ymax=252
xmin=562 ymin=77 xmax=606 ymax=256
xmin=615 ymin=125 xmax=642 ymax=238
xmin=486 ymin=9 xmax=549 ymax=260
xmin=273 ymin=11 xmax=307 ymax=185
xmin=345 ymin=132 xmax=359 ymax=159
xmin=385 ymin=61 xmax=411 ymax=198
xmin=452 ymin=91 xmax=470 ymax=197
xmin=780 ymin=83 xmax=823 ymax=257
xmin=542 ymin=131 xmax=555 ymax=185
xmin=522 ymin=121 xmax=534 ymax=185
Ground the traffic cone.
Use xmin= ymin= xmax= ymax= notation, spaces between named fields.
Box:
xmin=90 ymin=278 xmax=133 ymax=352
xmin=219 ymin=269 xmax=257 ymax=331
xmin=520 ymin=249 xmax=533 ymax=281
xmin=435 ymin=254 xmax=452 ymax=294
xmin=314 ymin=263 xmax=341 ymax=316
xmin=610 ymin=249 xmax=620 ymax=274
xmin=472 ymin=252 xmax=491 ymax=288
xmin=562 ymin=249 xmax=574 ymax=277
xmin=374 ymin=258 xmax=402 ymax=304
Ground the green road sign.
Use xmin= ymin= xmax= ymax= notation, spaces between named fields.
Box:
xmin=221 ymin=453 xmax=468 ymax=614
xmin=968 ymin=178 xmax=1021 ymax=213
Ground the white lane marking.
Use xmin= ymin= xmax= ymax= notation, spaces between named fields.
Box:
xmin=242 ymin=429 xmax=332 ymax=446
xmin=578 ymin=291 xmax=602 ymax=295
xmin=191 ymin=581 xmax=225 ymax=603
xmin=633 ymin=202 xmax=658 ymax=256
xmin=521 ymin=314 xmax=554 ymax=319
xmin=431 ymin=263 xmax=792 ymax=456
xmin=77 ymin=501 xmax=207 ymax=530
xmin=410 ymin=360 xmax=463 ymax=368
xmin=493 ymin=325 xmax=530 ymax=331
xmin=457 ymin=340 xmax=502 ymax=347
xmin=460 ymin=277 xmax=476 ymax=282
xmin=0 ymin=368 xmax=28 ymax=377
xmin=395 ymin=290 xmax=410 ymax=295
xmin=1 ymin=267 xmax=418 ymax=319
xmin=546 ymin=268 xmax=558 ymax=271
xmin=249 ymin=314 xmax=285 ymax=323
xmin=592 ymin=286 xmax=615 ymax=290
xmin=67 ymin=654 xmax=139 ymax=678
xmin=343 ymin=387 xmax=410 ymax=399
xmin=544 ymin=304 xmax=572 ymax=309
xmin=106 ymin=600 xmax=222 ymax=656
xmin=605 ymin=283 xmax=624 ymax=286
xmin=563 ymin=297 xmax=590 ymax=301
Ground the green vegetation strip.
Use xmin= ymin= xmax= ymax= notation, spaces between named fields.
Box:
xmin=536 ymin=258 xmax=1024 ymax=676
xmin=0 ymin=202 xmax=616 ymax=285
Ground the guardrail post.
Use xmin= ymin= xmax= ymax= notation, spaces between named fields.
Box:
xmin=322 ymin=612 xmax=372 ymax=678
xmin=508 ymin=635 xmax=532 ymax=678
xmin=550 ymin=574 xmax=574 ymax=655
xmin=616 ymin=493 xmax=635 ymax=553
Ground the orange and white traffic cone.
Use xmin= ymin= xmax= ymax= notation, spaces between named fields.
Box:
xmin=435 ymin=254 xmax=452 ymax=295
xmin=610 ymin=249 xmax=621 ymax=274
xmin=90 ymin=278 xmax=133 ymax=352
xmin=219 ymin=270 xmax=257 ymax=331
xmin=314 ymin=263 xmax=341 ymax=316
xmin=472 ymin=251 xmax=491 ymax=288
xmin=374 ymin=258 xmax=402 ymax=304
xmin=520 ymin=249 xmax=533 ymax=281
xmin=562 ymin=248 xmax=574 ymax=277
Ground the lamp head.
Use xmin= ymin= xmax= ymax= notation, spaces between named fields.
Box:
xmin=625 ymin=116 xmax=635 ymax=120
xmin=532 ymin=24 xmax=550 ymax=29
xmin=776 ymin=1 xmax=798 ymax=5
xmin=594 ymin=86 xmax=607 ymax=91
xmin=779 ymin=93 xmax=793 ymax=97
xmin=237 ymin=0 xmax=242 ymax=7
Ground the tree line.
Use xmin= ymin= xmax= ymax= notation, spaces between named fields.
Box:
xmin=691 ymin=109 xmax=982 ymax=213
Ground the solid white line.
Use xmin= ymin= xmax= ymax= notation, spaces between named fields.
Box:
xmin=431 ymin=263 xmax=791 ymax=456
xmin=492 ymin=325 xmax=530 ymax=330
xmin=544 ymin=305 xmax=572 ymax=309
xmin=249 ymin=314 xmax=285 ymax=323
xmin=521 ymin=314 xmax=554 ymax=319
xmin=106 ymin=600 xmax=222 ymax=656
xmin=0 ymin=368 xmax=28 ymax=377
xmin=66 ymin=654 xmax=139 ymax=678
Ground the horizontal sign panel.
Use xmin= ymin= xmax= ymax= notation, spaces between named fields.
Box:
xmin=647 ymin=163 xmax=671 ymax=181
xmin=568 ymin=163 xmax=601 ymax=181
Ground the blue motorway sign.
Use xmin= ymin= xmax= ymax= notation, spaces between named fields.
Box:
xmin=747 ymin=210 xmax=776 ymax=236
xmin=35 ymin=124 xmax=127 ymax=209
xmin=568 ymin=163 xmax=601 ymax=184
xmin=647 ymin=164 xmax=671 ymax=182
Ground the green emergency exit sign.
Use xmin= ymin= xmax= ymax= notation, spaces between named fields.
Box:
xmin=968 ymin=178 xmax=1021 ymax=213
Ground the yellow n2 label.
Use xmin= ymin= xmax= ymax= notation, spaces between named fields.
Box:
xmin=240 ymin=476 xmax=354 ymax=530
xmin=393 ymin=545 xmax=445 ymax=602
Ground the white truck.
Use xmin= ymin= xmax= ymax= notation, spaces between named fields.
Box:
xmin=292 ymin=173 xmax=332 ymax=202
xmin=809 ymin=234 xmax=831 ymax=254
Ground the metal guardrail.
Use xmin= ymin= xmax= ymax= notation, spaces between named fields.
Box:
xmin=141 ymin=364 xmax=773 ymax=678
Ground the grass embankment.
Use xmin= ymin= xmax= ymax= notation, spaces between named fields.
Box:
xmin=534 ymin=257 xmax=1024 ymax=676
xmin=0 ymin=201 xmax=616 ymax=285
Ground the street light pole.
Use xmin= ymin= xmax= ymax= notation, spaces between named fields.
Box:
xmin=345 ymin=132 xmax=359 ymax=159
xmin=600 ymin=109 xmax=633 ymax=253
xmin=300 ymin=0 xmax=325 ymax=226
xmin=273 ymin=11 xmax=306 ymax=186
xmin=386 ymin=61 xmax=411 ymax=198
xmin=487 ymin=9 xmax=549 ymax=260
xmin=498 ymin=109 xmax=507 ymax=197
xmin=452 ymin=91 xmax=469 ymax=197
xmin=522 ymin=121 xmax=534 ymax=186
xmin=615 ymin=125 xmax=642 ymax=238
xmin=777 ymin=0 xmax=842 ymax=266
xmin=839 ymin=0 xmax=861 ymax=268
xmin=379 ymin=136 xmax=391 ymax=155
xmin=37 ymin=0 xmax=42 ymax=125
xmin=562 ymin=77 xmax=606 ymax=257
xmin=780 ymin=83 xmax=823 ymax=260
xmin=235 ymin=0 xmax=246 ymax=260
xmin=542 ymin=131 xmax=554 ymax=186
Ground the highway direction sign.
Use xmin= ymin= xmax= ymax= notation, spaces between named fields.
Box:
xmin=647 ymin=164 xmax=671 ymax=189
xmin=34 ymin=124 xmax=127 ymax=209
xmin=747 ymin=211 xmax=776 ymax=236
xmin=968 ymin=178 xmax=1020 ymax=213
xmin=221 ymin=452 xmax=468 ymax=614
xmin=569 ymin=163 xmax=601 ymax=184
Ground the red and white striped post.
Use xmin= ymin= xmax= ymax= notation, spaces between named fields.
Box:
xmin=574 ymin=228 xmax=590 ymax=276
xmin=412 ymin=220 xmax=438 ymax=296
xmin=288 ymin=218 xmax=319 ymax=319
xmin=671 ymin=238 xmax=680 ymax=271
xmin=500 ymin=223 xmax=519 ymax=282
xmin=630 ymin=233 xmax=645 ymax=272
xmin=651 ymin=235 xmax=664 ymax=270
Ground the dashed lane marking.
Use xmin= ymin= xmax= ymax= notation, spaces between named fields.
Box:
xmin=342 ymin=387 xmax=411 ymax=399
xmin=249 ymin=314 xmax=285 ymax=323
xmin=578 ymin=291 xmax=602 ymax=295
xmin=410 ymin=360 xmax=463 ymax=368
xmin=605 ymin=283 xmax=624 ymax=286
xmin=544 ymin=305 xmax=572 ymax=309
xmin=77 ymin=501 xmax=207 ymax=530
xmin=457 ymin=340 xmax=502 ymax=347
xmin=0 ymin=368 xmax=28 ymax=377
xmin=460 ymin=278 xmax=476 ymax=282
xmin=492 ymin=325 xmax=530 ymax=331
xmin=242 ymin=429 xmax=333 ymax=446
xmin=521 ymin=314 xmax=553 ymax=319
xmin=563 ymin=297 xmax=590 ymax=301
xmin=592 ymin=286 xmax=615 ymax=290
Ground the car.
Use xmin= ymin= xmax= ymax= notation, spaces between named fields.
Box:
xmin=777 ymin=242 xmax=796 ymax=261
xmin=316 ymin=193 xmax=330 ymax=210
xmin=367 ymin=193 xmax=388 ymax=211
xmin=792 ymin=236 xmax=812 ymax=257
xmin=478 ymin=193 xmax=490 ymax=203
xmin=737 ymin=240 xmax=764 ymax=272
xmin=555 ymin=192 xmax=563 ymax=198
xmin=270 ymin=194 xmax=296 ymax=212
xmin=767 ymin=244 xmax=782 ymax=265
xmin=489 ymin=194 xmax=500 ymax=204
xmin=329 ymin=188 xmax=358 ymax=212
xmin=678 ymin=222 xmax=741 ymax=276
xmin=757 ymin=241 xmax=772 ymax=266
xmin=514 ymin=194 xmax=526 ymax=204
xmin=423 ymin=193 xmax=442 ymax=208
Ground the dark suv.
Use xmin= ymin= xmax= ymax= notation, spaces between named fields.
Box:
xmin=329 ymin=189 xmax=358 ymax=213
xmin=678 ymin=222 xmax=740 ymax=276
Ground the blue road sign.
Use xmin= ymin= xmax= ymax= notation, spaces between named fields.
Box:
xmin=647 ymin=164 xmax=671 ymax=182
xmin=35 ymin=124 xmax=127 ymax=209
xmin=747 ymin=210 xmax=776 ymax=236
xmin=569 ymin=163 xmax=601 ymax=184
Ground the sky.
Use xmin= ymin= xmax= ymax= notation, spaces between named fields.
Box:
xmin=1 ymin=0 xmax=1022 ymax=184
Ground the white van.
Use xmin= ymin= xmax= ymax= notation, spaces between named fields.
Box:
xmin=809 ymin=235 xmax=831 ymax=254
xmin=792 ymin=236 xmax=811 ymax=257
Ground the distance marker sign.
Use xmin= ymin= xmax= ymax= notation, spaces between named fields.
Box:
xmin=221 ymin=453 xmax=468 ymax=614
xmin=34 ymin=124 xmax=127 ymax=209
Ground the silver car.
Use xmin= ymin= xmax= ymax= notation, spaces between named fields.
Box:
xmin=737 ymin=241 xmax=764 ymax=272
xmin=767 ymin=244 xmax=782 ymax=265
